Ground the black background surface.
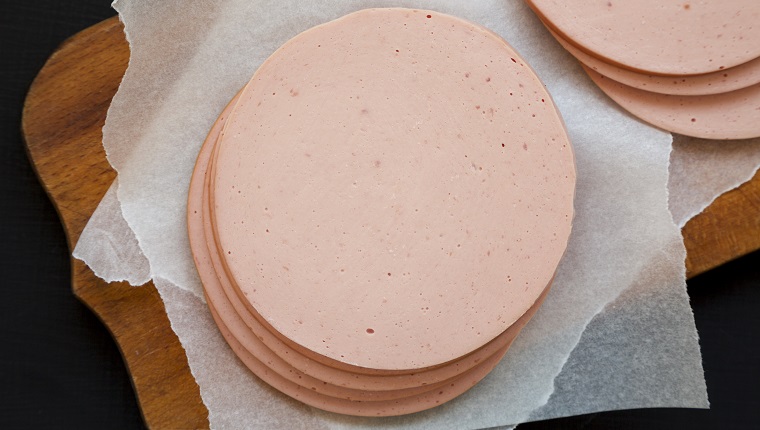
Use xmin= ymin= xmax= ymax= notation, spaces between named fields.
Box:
xmin=1 ymin=1 xmax=758 ymax=428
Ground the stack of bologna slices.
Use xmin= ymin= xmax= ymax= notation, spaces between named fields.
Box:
xmin=526 ymin=0 xmax=760 ymax=140
xmin=187 ymin=8 xmax=576 ymax=416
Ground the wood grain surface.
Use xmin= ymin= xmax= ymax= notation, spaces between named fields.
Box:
xmin=20 ymin=16 xmax=760 ymax=428
xmin=21 ymin=17 xmax=208 ymax=429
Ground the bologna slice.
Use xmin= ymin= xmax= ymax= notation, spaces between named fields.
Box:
xmin=527 ymin=0 xmax=760 ymax=76
xmin=585 ymin=66 xmax=760 ymax=139
xmin=546 ymin=26 xmax=760 ymax=96
xmin=211 ymin=8 xmax=575 ymax=372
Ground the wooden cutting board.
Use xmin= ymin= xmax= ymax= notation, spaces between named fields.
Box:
xmin=21 ymin=16 xmax=760 ymax=429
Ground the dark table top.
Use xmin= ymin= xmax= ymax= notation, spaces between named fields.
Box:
xmin=1 ymin=1 xmax=758 ymax=428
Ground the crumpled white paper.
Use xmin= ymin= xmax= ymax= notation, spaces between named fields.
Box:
xmin=73 ymin=178 xmax=150 ymax=286
xmin=668 ymin=134 xmax=760 ymax=228
xmin=70 ymin=0 xmax=760 ymax=427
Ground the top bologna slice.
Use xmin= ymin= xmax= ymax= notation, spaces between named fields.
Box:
xmin=527 ymin=0 xmax=760 ymax=76
xmin=211 ymin=8 xmax=576 ymax=371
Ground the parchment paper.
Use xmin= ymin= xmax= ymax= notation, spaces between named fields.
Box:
xmin=72 ymin=179 xmax=150 ymax=286
xmin=669 ymin=134 xmax=760 ymax=227
xmin=69 ymin=0 xmax=760 ymax=427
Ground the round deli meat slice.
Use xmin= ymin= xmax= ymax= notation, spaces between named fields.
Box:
xmin=585 ymin=66 xmax=760 ymax=140
xmin=527 ymin=0 xmax=760 ymax=76
xmin=545 ymin=26 xmax=760 ymax=96
xmin=212 ymin=8 xmax=575 ymax=371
